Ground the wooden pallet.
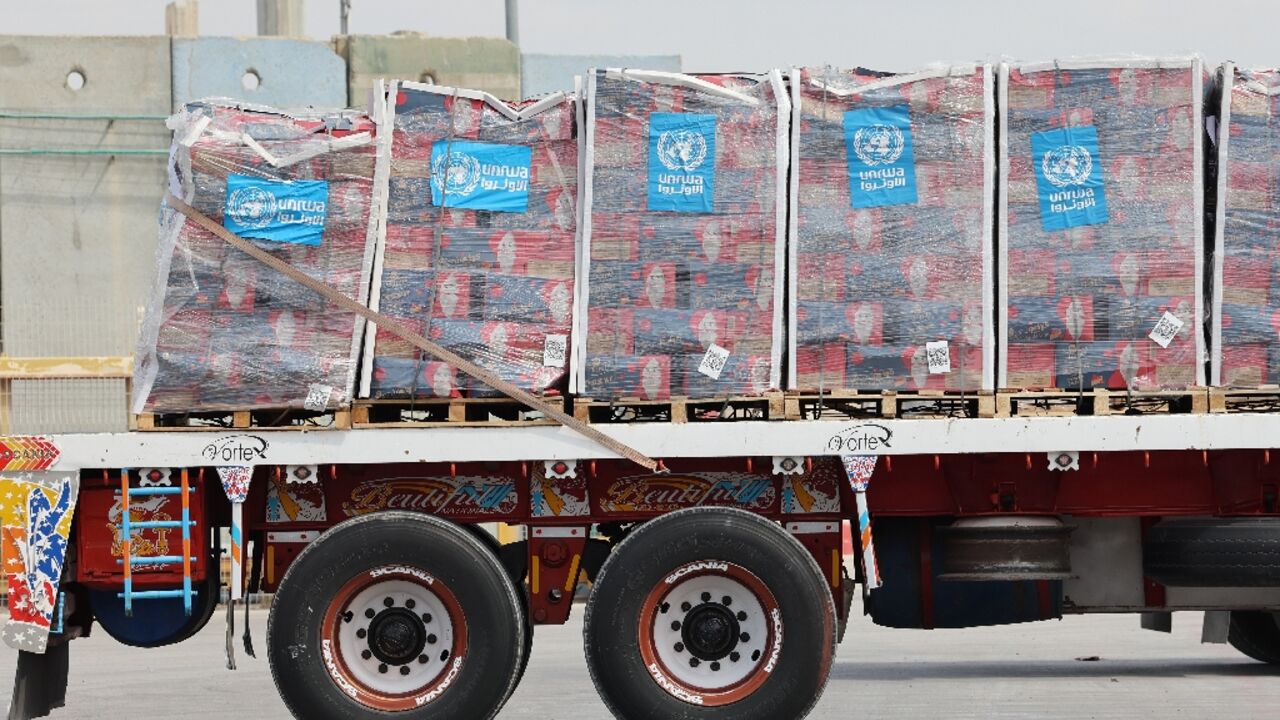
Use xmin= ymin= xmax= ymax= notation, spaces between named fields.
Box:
xmin=996 ymin=387 xmax=1209 ymax=418
xmin=784 ymin=389 xmax=995 ymax=420
xmin=572 ymin=392 xmax=784 ymax=424
xmin=1209 ymin=387 xmax=1280 ymax=414
xmin=352 ymin=396 xmax=562 ymax=428
xmin=135 ymin=407 xmax=352 ymax=431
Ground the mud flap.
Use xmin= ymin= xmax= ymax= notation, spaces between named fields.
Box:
xmin=7 ymin=643 xmax=68 ymax=720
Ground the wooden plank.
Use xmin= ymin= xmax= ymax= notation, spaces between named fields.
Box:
xmin=0 ymin=355 xmax=132 ymax=380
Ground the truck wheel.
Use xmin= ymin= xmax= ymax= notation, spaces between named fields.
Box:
xmin=1228 ymin=612 xmax=1280 ymax=664
xmin=584 ymin=507 xmax=836 ymax=720
xmin=267 ymin=511 xmax=526 ymax=719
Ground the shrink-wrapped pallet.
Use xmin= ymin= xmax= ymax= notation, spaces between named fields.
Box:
xmin=1211 ymin=64 xmax=1280 ymax=387
xmin=576 ymin=69 xmax=788 ymax=400
xmin=999 ymin=58 xmax=1205 ymax=390
xmin=132 ymin=101 xmax=382 ymax=413
xmin=788 ymin=65 xmax=994 ymax=392
xmin=360 ymin=82 xmax=579 ymax=399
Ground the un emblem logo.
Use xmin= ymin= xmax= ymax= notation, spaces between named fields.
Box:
xmin=432 ymin=150 xmax=483 ymax=198
xmin=656 ymin=129 xmax=707 ymax=172
xmin=1041 ymin=144 xmax=1093 ymax=188
xmin=853 ymin=124 xmax=905 ymax=166
xmin=226 ymin=185 xmax=277 ymax=230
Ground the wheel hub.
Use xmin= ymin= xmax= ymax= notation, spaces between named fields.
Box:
xmin=368 ymin=607 xmax=427 ymax=666
xmin=682 ymin=603 xmax=740 ymax=661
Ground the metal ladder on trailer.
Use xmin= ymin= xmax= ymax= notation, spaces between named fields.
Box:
xmin=117 ymin=468 xmax=198 ymax=616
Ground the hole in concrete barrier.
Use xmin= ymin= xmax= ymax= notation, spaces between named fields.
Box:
xmin=419 ymin=71 xmax=437 ymax=85
xmin=241 ymin=69 xmax=261 ymax=91
xmin=66 ymin=69 xmax=86 ymax=91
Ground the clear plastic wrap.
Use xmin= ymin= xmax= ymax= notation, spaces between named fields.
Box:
xmin=576 ymin=69 xmax=788 ymax=401
xmin=789 ymin=65 xmax=994 ymax=392
xmin=1212 ymin=64 xmax=1280 ymax=387
xmin=1000 ymin=58 xmax=1206 ymax=390
xmin=360 ymin=82 xmax=578 ymax=399
xmin=132 ymin=101 xmax=381 ymax=413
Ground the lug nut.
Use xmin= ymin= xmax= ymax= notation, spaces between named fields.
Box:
xmin=670 ymin=621 xmax=681 ymax=631
xmin=378 ymin=663 xmax=388 ymax=674
xmin=701 ymin=592 xmax=712 ymax=602
xmin=689 ymin=658 xmax=700 ymax=668
xmin=737 ymin=611 xmax=747 ymax=621
xmin=681 ymin=602 xmax=691 ymax=612
xmin=365 ymin=609 xmax=375 ymax=619
xmin=361 ymin=649 xmax=371 ymax=660
xmin=422 ymin=613 xmax=433 ymax=623
xmin=405 ymin=598 xmax=416 ymax=609
xmin=427 ymin=634 xmax=438 ymax=645
xmin=418 ymin=654 xmax=429 ymax=664
xmin=710 ymin=661 xmax=721 ymax=671
xmin=383 ymin=597 xmax=395 ymax=608
xmin=730 ymin=651 xmax=741 ymax=662
xmin=356 ymin=628 xmax=367 ymax=639
xmin=674 ymin=642 xmax=684 ymax=653
xmin=740 ymin=632 xmax=751 ymax=643
xmin=400 ymin=666 xmax=411 ymax=676
xmin=722 ymin=596 xmax=732 ymax=606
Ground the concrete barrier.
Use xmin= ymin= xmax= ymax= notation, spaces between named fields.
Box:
xmin=0 ymin=35 xmax=172 ymax=431
xmin=172 ymin=37 xmax=346 ymax=109
xmin=335 ymin=33 xmax=520 ymax=104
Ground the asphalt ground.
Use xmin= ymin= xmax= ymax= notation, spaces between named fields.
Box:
xmin=3 ymin=602 xmax=1278 ymax=719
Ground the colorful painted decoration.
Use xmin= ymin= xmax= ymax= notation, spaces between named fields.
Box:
xmin=0 ymin=472 xmax=79 ymax=653
xmin=840 ymin=455 xmax=881 ymax=589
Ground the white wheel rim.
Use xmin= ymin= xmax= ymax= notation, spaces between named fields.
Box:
xmin=650 ymin=573 xmax=773 ymax=690
xmin=335 ymin=578 xmax=456 ymax=696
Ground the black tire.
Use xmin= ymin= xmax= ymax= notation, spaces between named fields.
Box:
xmin=462 ymin=523 xmax=535 ymax=690
xmin=584 ymin=507 xmax=836 ymax=720
xmin=267 ymin=511 xmax=526 ymax=720
xmin=1145 ymin=518 xmax=1280 ymax=587
xmin=1228 ymin=611 xmax=1280 ymax=664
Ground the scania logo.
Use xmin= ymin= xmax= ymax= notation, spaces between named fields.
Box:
xmin=656 ymin=129 xmax=707 ymax=172
xmin=1041 ymin=144 xmax=1093 ymax=187
xmin=431 ymin=150 xmax=483 ymax=197
xmin=226 ymin=185 xmax=277 ymax=229
xmin=853 ymin=124 xmax=905 ymax=166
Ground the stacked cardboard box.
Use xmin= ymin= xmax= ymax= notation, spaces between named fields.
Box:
xmin=1212 ymin=64 xmax=1280 ymax=386
xmin=361 ymin=82 xmax=578 ymax=399
xmin=789 ymin=65 xmax=994 ymax=392
xmin=132 ymin=102 xmax=381 ymax=413
xmin=576 ymin=69 xmax=788 ymax=400
xmin=1000 ymin=58 xmax=1205 ymax=390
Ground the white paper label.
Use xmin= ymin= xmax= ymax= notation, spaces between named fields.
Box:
xmin=304 ymin=383 xmax=333 ymax=411
xmin=1148 ymin=311 xmax=1184 ymax=349
xmin=698 ymin=344 xmax=731 ymax=380
xmin=925 ymin=341 xmax=951 ymax=374
xmin=543 ymin=334 xmax=568 ymax=367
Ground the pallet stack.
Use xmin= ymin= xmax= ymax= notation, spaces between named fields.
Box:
xmin=1000 ymin=58 xmax=1205 ymax=391
xmin=132 ymin=102 xmax=381 ymax=419
xmin=788 ymin=65 xmax=994 ymax=395
xmin=360 ymin=83 xmax=578 ymax=403
xmin=575 ymin=69 xmax=789 ymax=403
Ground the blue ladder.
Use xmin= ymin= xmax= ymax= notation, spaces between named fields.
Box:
xmin=117 ymin=468 xmax=199 ymax=617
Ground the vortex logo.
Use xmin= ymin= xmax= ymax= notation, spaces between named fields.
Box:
xmin=431 ymin=150 xmax=483 ymax=197
xmin=656 ymin=129 xmax=707 ymax=172
xmin=226 ymin=185 xmax=277 ymax=229
xmin=1041 ymin=144 xmax=1093 ymax=187
xmin=852 ymin=124 xmax=905 ymax=166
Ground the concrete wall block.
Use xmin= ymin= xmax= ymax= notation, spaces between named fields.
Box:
xmin=0 ymin=36 xmax=172 ymax=430
xmin=173 ymin=37 xmax=346 ymax=109
xmin=521 ymin=54 xmax=682 ymax=99
xmin=336 ymin=33 xmax=520 ymax=104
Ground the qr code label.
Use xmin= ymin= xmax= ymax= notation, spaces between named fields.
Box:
xmin=925 ymin=341 xmax=951 ymax=374
xmin=543 ymin=334 xmax=568 ymax=367
xmin=304 ymin=384 xmax=333 ymax=411
xmin=1148 ymin=311 xmax=1184 ymax=349
xmin=698 ymin=344 xmax=731 ymax=380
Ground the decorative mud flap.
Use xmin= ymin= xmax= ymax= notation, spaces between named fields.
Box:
xmin=0 ymin=471 xmax=79 ymax=654
xmin=840 ymin=455 xmax=881 ymax=590
xmin=217 ymin=466 xmax=253 ymax=670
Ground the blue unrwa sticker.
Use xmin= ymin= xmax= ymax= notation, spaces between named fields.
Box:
xmin=223 ymin=175 xmax=329 ymax=246
xmin=1031 ymin=125 xmax=1109 ymax=231
xmin=843 ymin=105 xmax=918 ymax=209
xmin=430 ymin=140 xmax=532 ymax=213
xmin=648 ymin=112 xmax=716 ymax=213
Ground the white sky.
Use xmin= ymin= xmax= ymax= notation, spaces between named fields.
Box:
xmin=5 ymin=0 xmax=1280 ymax=72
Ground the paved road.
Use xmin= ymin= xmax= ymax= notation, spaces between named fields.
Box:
xmin=3 ymin=602 xmax=1277 ymax=719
